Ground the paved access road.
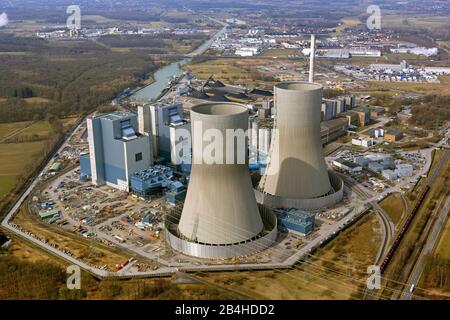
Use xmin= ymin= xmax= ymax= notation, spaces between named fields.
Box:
xmin=401 ymin=196 xmax=450 ymax=300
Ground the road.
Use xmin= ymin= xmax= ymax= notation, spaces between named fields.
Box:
xmin=371 ymin=201 xmax=395 ymax=265
xmin=401 ymin=196 xmax=450 ymax=300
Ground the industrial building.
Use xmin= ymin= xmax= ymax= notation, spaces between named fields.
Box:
xmin=352 ymin=137 xmax=373 ymax=147
xmin=384 ymin=129 xmax=404 ymax=142
xmin=278 ymin=209 xmax=315 ymax=235
xmin=82 ymin=112 xmax=153 ymax=191
xmin=370 ymin=106 xmax=385 ymax=118
xmin=138 ymin=102 xmax=191 ymax=165
xmin=353 ymin=106 xmax=371 ymax=127
xmin=360 ymin=128 xmax=384 ymax=139
xmin=165 ymin=102 xmax=277 ymax=259
xmin=130 ymin=165 xmax=173 ymax=195
xmin=320 ymin=118 xmax=349 ymax=145
xmin=257 ymin=81 xmax=343 ymax=210
xmin=395 ymin=163 xmax=413 ymax=177
xmin=382 ymin=169 xmax=398 ymax=180
xmin=165 ymin=181 xmax=187 ymax=205
xmin=333 ymin=158 xmax=363 ymax=173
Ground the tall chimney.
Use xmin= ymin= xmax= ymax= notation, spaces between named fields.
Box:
xmin=309 ymin=34 xmax=316 ymax=83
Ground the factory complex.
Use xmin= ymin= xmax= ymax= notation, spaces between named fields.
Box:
xmin=3 ymin=33 xmax=433 ymax=277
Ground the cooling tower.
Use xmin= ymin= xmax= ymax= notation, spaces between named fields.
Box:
xmin=179 ymin=102 xmax=264 ymax=244
xmin=257 ymin=81 xmax=343 ymax=210
xmin=166 ymin=102 xmax=278 ymax=259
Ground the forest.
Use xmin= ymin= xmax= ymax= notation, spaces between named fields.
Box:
xmin=0 ymin=33 xmax=196 ymax=122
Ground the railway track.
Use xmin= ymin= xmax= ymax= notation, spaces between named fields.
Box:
xmin=380 ymin=150 xmax=450 ymax=274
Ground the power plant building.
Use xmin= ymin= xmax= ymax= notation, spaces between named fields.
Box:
xmin=83 ymin=112 xmax=153 ymax=191
xmin=138 ymin=102 xmax=191 ymax=165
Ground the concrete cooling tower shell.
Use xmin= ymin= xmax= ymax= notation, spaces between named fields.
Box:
xmin=166 ymin=102 xmax=278 ymax=259
xmin=179 ymin=103 xmax=263 ymax=245
xmin=257 ymin=82 xmax=343 ymax=210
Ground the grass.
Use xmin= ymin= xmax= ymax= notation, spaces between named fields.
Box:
xmin=437 ymin=40 xmax=450 ymax=50
xmin=0 ymin=176 xmax=16 ymax=197
xmin=259 ymin=48 xmax=298 ymax=58
xmin=382 ymin=14 xmax=450 ymax=31
xmin=434 ymin=217 xmax=450 ymax=260
xmin=0 ymin=141 xmax=48 ymax=197
xmin=185 ymin=58 xmax=257 ymax=84
xmin=24 ymin=97 xmax=51 ymax=104
xmin=341 ymin=18 xmax=362 ymax=27
xmin=0 ymin=121 xmax=32 ymax=139
xmin=0 ymin=52 xmax=31 ymax=56
xmin=13 ymin=121 xmax=52 ymax=140
xmin=0 ymin=120 xmax=56 ymax=198
xmin=195 ymin=213 xmax=381 ymax=300
xmin=0 ymin=117 xmax=78 ymax=199
xmin=380 ymin=193 xmax=407 ymax=228
xmin=384 ymin=53 xmax=427 ymax=60
xmin=368 ymin=80 xmax=450 ymax=96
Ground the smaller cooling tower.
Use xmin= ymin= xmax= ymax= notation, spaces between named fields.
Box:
xmin=165 ymin=102 xmax=277 ymax=259
xmin=257 ymin=82 xmax=343 ymax=210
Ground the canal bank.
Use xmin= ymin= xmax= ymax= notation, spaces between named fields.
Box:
xmin=130 ymin=24 xmax=227 ymax=102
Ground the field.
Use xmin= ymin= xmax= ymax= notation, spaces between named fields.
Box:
xmin=0 ymin=121 xmax=32 ymax=139
xmin=367 ymin=78 xmax=450 ymax=96
xmin=259 ymin=48 xmax=298 ymax=58
xmin=184 ymin=58 xmax=273 ymax=87
xmin=435 ymin=218 xmax=450 ymax=260
xmin=0 ymin=118 xmax=78 ymax=199
xmin=194 ymin=212 xmax=382 ymax=300
xmin=382 ymin=14 xmax=450 ymax=31
xmin=1 ymin=232 xmax=237 ymax=300
xmin=380 ymin=193 xmax=407 ymax=228
xmin=0 ymin=140 xmax=49 ymax=198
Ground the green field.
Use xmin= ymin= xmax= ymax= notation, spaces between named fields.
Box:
xmin=0 ymin=120 xmax=53 ymax=198
xmin=0 ymin=140 xmax=48 ymax=195
xmin=435 ymin=217 xmax=450 ymax=260
xmin=13 ymin=121 xmax=52 ymax=140
xmin=0 ymin=121 xmax=32 ymax=139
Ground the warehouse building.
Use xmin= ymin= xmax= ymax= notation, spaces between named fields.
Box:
xmin=384 ymin=129 xmax=404 ymax=142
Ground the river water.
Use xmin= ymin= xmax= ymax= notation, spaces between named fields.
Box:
xmin=131 ymin=26 xmax=227 ymax=102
